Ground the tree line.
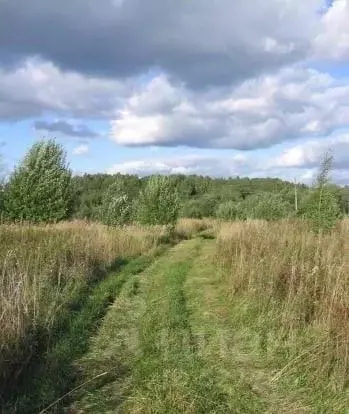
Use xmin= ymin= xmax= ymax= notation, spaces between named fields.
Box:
xmin=1 ymin=140 xmax=348 ymax=231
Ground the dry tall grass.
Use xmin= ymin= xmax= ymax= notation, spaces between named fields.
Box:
xmin=0 ymin=221 xmax=167 ymax=390
xmin=174 ymin=218 xmax=209 ymax=239
xmin=216 ymin=219 xmax=349 ymax=391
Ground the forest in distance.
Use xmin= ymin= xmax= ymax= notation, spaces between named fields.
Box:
xmin=0 ymin=139 xmax=347 ymax=226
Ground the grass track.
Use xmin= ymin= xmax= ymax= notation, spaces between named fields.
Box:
xmin=73 ymin=238 xmax=271 ymax=413
xmin=66 ymin=235 xmax=344 ymax=414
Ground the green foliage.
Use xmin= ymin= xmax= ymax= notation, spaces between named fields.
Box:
xmin=67 ymin=168 xmax=344 ymax=224
xmin=246 ymin=192 xmax=293 ymax=221
xmin=215 ymin=201 xmax=246 ymax=221
xmin=136 ymin=175 xmax=179 ymax=225
xmin=302 ymin=189 xmax=341 ymax=232
xmin=340 ymin=186 xmax=349 ymax=215
xmin=4 ymin=140 xmax=72 ymax=223
xmin=181 ymin=194 xmax=218 ymax=219
xmin=71 ymin=173 xmax=143 ymax=220
xmin=180 ymin=200 xmax=203 ymax=219
xmin=180 ymin=194 xmax=217 ymax=219
xmin=301 ymin=152 xmax=341 ymax=232
xmin=70 ymin=172 xmax=317 ymax=222
xmin=215 ymin=193 xmax=293 ymax=221
xmin=99 ymin=181 xmax=133 ymax=226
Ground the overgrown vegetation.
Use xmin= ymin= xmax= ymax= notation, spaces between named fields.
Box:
xmin=99 ymin=180 xmax=133 ymax=226
xmin=216 ymin=218 xmax=349 ymax=411
xmin=1 ymin=139 xmax=348 ymax=412
xmin=301 ymin=152 xmax=342 ymax=232
xmin=136 ymin=175 xmax=180 ymax=226
xmin=0 ymin=221 xmax=169 ymax=409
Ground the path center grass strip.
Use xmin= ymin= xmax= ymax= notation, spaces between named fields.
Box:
xmin=123 ymin=239 xmax=232 ymax=413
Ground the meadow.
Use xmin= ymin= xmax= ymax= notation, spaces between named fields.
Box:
xmin=216 ymin=218 xmax=349 ymax=411
xmin=0 ymin=220 xmax=174 ymax=409
xmin=1 ymin=218 xmax=348 ymax=413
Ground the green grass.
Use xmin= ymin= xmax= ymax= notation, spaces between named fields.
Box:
xmin=2 ymin=251 xmax=164 ymax=414
xmin=0 ymin=221 xmax=169 ymax=405
xmin=123 ymin=239 xmax=231 ymax=413
xmin=73 ymin=232 xmax=349 ymax=413
xmin=9 ymin=219 xmax=347 ymax=413
xmin=73 ymin=239 xmax=267 ymax=413
xmin=215 ymin=220 xmax=349 ymax=413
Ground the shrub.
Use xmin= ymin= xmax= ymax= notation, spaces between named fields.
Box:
xmin=301 ymin=152 xmax=341 ymax=232
xmin=4 ymin=140 xmax=72 ymax=223
xmin=180 ymin=195 xmax=218 ymax=219
xmin=180 ymin=200 xmax=203 ymax=219
xmin=136 ymin=175 xmax=180 ymax=226
xmin=99 ymin=181 xmax=133 ymax=226
xmin=241 ymin=192 xmax=293 ymax=221
xmin=215 ymin=201 xmax=246 ymax=221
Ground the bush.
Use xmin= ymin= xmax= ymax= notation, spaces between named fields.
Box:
xmin=4 ymin=140 xmax=72 ymax=223
xmin=250 ymin=193 xmax=293 ymax=221
xmin=180 ymin=200 xmax=203 ymax=219
xmin=215 ymin=201 xmax=246 ymax=221
xmin=99 ymin=181 xmax=133 ymax=226
xmin=302 ymin=189 xmax=341 ymax=232
xmin=301 ymin=152 xmax=341 ymax=232
xmin=180 ymin=195 xmax=218 ymax=219
xmin=136 ymin=175 xmax=180 ymax=226
xmin=239 ymin=193 xmax=293 ymax=221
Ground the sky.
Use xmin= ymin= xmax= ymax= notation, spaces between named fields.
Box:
xmin=0 ymin=0 xmax=348 ymax=184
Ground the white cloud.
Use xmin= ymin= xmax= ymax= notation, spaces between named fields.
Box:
xmin=0 ymin=58 xmax=128 ymax=120
xmin=314 ymin=0 xmax=349 ymax=61
xmin=271 ymin=133 xmax=349 ymax=169
xmin=110 ymin=67 xmax=349 ymax=150
xmin=106 ymin=132 xmax=349 ymax=185
xmin=0 ymin=0 xmax=349 ymax=184
xmin=107 ymin=153 xmax=249 ymax=177
xmin=72 ymin=144 xmax=89 ymax=156
xmin=105 ymin=151 xmax=349 ymax=185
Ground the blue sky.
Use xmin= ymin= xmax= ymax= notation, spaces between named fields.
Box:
xmin=0 ymin=0 xmax=348 ymax=184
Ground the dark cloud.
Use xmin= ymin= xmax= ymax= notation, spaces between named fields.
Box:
xmin=34 ymin=120 xmax=100 ymax=139
xmin=0 ymin=0 xmax=319 ymax=88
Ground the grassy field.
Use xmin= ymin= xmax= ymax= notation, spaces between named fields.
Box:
xmin=1 ymin=219 xmax=208 ymax=412
xmin=216 ymin=219 xmax=349 ymax=412
xmin=1 ymin=218 xmax=349 ymax=413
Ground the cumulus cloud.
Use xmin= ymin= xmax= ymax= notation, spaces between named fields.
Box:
xmin=72 ymin=144 xmax=89 ymax=156
xmin=106 ymin=134 xmax=349 ymax=184
xmin=0 ymin=0 xmax=321 ymax=88
xmin=111 ymin=67 xmax=349 ymax=150
xmin=314 ymin=0 xmax=349 ymax=61
xmin=271 ymin=134 xmax=349 ymax=170
xmin=34 ymin=120 xmax=101 ymax=139
xmin=0 ymin=59 xmax=127 ymax=120
xmin=107 ymin=153 xmax=249 ymax=177
xmin=0 ymin=0 xmax=348 ymax=185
